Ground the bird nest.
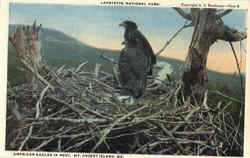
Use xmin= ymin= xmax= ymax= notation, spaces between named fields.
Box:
xmin=6 ymin=63 xmax=243 ymax=156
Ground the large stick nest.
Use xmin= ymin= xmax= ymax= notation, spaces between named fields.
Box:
xmin=6 ymin=63 xmax=243 ymax=156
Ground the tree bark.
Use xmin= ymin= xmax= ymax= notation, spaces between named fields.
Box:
xmin=174 ymin=8 xmax=246 ymax=105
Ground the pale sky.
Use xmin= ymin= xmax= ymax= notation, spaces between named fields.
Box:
xmin=9 ymin=3 xmax=247 ymax=74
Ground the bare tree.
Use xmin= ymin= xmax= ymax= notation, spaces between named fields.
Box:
xmin=174 ymin=8 xmax=247 ymax=104
xmin=9 ymin=21 xmax=42 ymax=90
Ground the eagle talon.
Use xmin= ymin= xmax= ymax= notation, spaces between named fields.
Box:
xmin=117 ymin=95 xmax=135 ymax=105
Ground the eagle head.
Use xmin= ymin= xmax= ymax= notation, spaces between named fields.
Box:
xmin=119 ymin=20 xmax=138 ymax=31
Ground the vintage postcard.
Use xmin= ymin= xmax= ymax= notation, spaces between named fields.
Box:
xmin=0 ymin=0 xmax=249 ymax=158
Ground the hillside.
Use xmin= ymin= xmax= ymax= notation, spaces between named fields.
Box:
xmin=8 ymin=24 xmax=120 ymax=70
xmin=8 ymin=24 xmax=244 ymax=90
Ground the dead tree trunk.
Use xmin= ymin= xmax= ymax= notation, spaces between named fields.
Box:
xmin=174 ymin=8 xmax=247 ymax=105
xmin=9 ymin=21 xmax=42 ymax=90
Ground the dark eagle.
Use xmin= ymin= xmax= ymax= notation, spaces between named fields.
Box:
xmin=117 ymin=20 xmax=156 ymax=103
xmin=118 ymin=47 xmax=148 ymax=100
xmin=119 ymin=20 xmax=156 ymax=75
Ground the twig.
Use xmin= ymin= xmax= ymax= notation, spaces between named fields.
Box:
xmin=100 ymin=53 xmax=118 ymax=65
xmin=156 ymin=23 xmax=192 ymax=56
xmin=173 ymin=8 xmax=192 ymax=20
xmin=209 ymin=90 xmax=244 ymax=104
xmin=31 ymin=137 xmax=54 ymax=151
xmin=56 ymin=65 xmax=66 ymax=74
xmin=19 ymin=126 xmax=33 ymax=150
xmin=76 ymin=102 xmax=113 ymax=120
xmin=94 ymin=63 xmax=102 ymax=79
xmin=216 ymin=9 xmax=232 ymax=18
xmin=65 ymin=136 xmax=96 ymax=151
xmin=174 ymin=138 xmax=208 ymax=145
xmin=35 ymin=85 xmax=49 ymax=118
xmin=172 ymin=106 xmax=200 ymax=132
xmin=92 ymin=78 xmax=116 ymax=91
xmin=57 ymin=138 xmax=62 ymax=152
xmin=46 ymin=96 xmax=85 ymax=118
xmin=74 ymin=61 xmax=88 ymax=73
xmin=152 ymin=122 xmax=186 ymax=154
xmin=174 ymin=130 xmax=215 ymax=135
xmin=202 ymin=89 xmax=209 ymax=109
xmin=26 ymin=117 xmax=107 ymax=124
xmin=21 ymin=59 xmax=55 ymax=90
xmin=229 ymin=42 xmax=244 ymax=97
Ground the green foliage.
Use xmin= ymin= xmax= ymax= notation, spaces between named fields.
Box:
xmin=206 ymin=81 xmax=244 ymax=124
xmin=7 ymin=52 xmax=26 ymax=85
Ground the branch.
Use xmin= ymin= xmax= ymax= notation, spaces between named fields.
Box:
xmin=26 ymin=117 xmax=107 ymax=124
xmin=156 ymin=23 xmax=192 ymax=56
xmin=215 ymin=25 xmax=247 ymax=42
xmin=19 ymin=126 xmax=33 ymax=150
xmin=173 ymin=8 xmax=192 ymax=20
xmin=31 ymin=137 xmax=54 ymax=151
xmin=35 ymin=85 xmax=50 ymax=118
xmin=151 ymin=121 xmax=186 ymax=154
xmin=74 ymin=61 xmax=88 ymax=73
xmin=94 ymin=63 xmax=102 ymax=79
xmin=172 ymin=106 xmax=200 ymax=132
xmin=216 ymin=9 xmax=232 ymax=18
xmin=100 ymin=53 xmax=118 ymax=65
xmin=229 ymin=42 xmax=244 ymax=97
xmin=46 ymin=96 xmax=85 ymax=119
xmin=201 ymin=89 xmax=209 ymax=110
xmin=75 ymin=102 xmax=113 ymax=120
xmin=209 ymin=90 xmax=244 ymax=104
xmin=21 ymin=58 xmax=55 ymax=90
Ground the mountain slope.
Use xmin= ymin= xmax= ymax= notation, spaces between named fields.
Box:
xmin=8 ymin=24 xmax=120 ymax=70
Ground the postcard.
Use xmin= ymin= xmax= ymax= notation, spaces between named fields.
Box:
xmin=0 ymin=0 xmax=249 ymax=158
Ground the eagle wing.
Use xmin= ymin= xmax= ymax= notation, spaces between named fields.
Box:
xmin=125 ymin=29 xmax=156 ymax=75
xmin=130 ymin=30 xmax=156 ymax=65
xmin=118 ymin=47 xmax=148 ymax=98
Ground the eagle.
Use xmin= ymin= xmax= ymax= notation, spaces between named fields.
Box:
xmin=118 ymin=47 xmax=148 ymax=103
xmin=117 ymin=20 xmax=156 ymax=104
xmin=119 ymin=20 xmax=156 ymax=75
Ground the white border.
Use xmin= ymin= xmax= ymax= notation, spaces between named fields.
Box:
xmin=7 ymin=0 xmax=250 ymax=9
xmin=244 ymin=1 xmax=249 ymax=157
xmin=0 ymin=0 xmax=9 ymax=156
xmin=0 ymin=0 xmax=249 ymax=158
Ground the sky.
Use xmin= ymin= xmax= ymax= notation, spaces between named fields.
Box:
xmin=9 ymin=3 xmax=247 ymax=74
